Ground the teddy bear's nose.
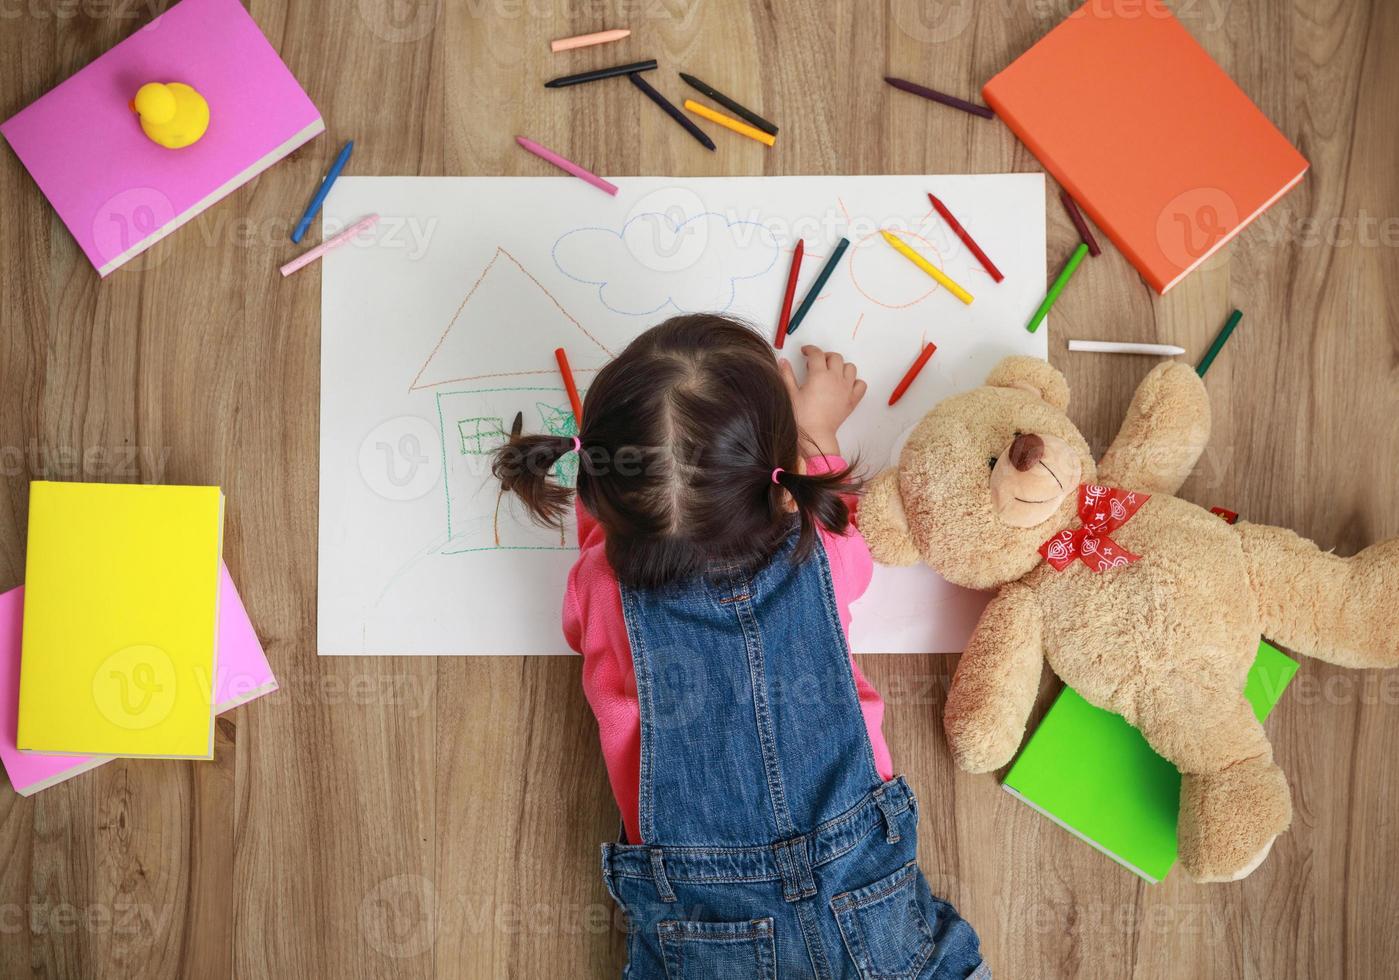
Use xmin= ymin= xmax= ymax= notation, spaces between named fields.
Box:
xmin=1008 ymin=433 xmax=1045 ymax=472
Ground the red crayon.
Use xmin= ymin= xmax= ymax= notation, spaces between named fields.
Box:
xmin=888 ymin=342 xmax=937 ymax=406
xmin=774 ymin=240 xmax=805 ymax=349
xmin=928 ymin=193 xmax=1003 ymax=283
xmin=555 ymin=347 xmax=583 ymax=425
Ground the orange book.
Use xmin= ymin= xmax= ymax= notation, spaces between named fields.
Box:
xmin=983 ymin=0 xmax=1307 ymax=294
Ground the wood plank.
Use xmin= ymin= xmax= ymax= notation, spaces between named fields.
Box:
xmin=0 ymin=0 xmax=1395 ymax=977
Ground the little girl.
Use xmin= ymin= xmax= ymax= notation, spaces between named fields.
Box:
xmin=495 ymin=315 xmax=988 ymax=980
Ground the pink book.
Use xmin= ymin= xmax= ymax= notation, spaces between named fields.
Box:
xmin=0 ymin=565 xmax=277 ymax=796
xmin=0 ymin=0 xmax=323 ymax=276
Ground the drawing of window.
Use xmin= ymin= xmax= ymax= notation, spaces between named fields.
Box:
xmin=457 ymin=417 xmax=506 ymax=456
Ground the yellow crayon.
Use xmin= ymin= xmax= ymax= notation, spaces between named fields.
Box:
xmin=880 ymin=229 xmax=974 ymax=305
xmin=682 ymin=99 xmax=776 ymax=147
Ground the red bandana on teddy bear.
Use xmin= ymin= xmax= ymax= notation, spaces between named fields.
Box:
xmin=1039 ymin=484 xmax=1150 ymax=572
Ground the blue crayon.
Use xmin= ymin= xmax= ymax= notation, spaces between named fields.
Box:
xmin=291 ymin=140 xmax=354 ymax=244
xmin=785 ymin=238 xmax=850 ymax=336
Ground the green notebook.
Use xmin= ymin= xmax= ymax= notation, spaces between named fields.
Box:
xmin=1001 ymin=640 xmax=1298 ymax=883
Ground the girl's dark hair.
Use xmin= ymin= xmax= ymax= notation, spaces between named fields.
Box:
xmin=492 ymin=315 xmax=859 ymax=588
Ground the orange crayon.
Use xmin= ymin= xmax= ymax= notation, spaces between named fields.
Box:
xmin=888 ymin=342 xmax=937 ymax=406
xmin=555 ymin=347 xmax=583 ymax=425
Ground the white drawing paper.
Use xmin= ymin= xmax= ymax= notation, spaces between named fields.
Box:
xmin=319 ymin=175 xmax=1046 ymax=654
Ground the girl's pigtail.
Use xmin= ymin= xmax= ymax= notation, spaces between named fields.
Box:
xmin=492 ymin=434 xmax=578 ymax=529
xmin=772 ymin=462 xmax=862 ymax=558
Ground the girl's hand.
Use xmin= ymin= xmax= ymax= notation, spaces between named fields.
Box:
xmin=778 ymin=345 xmax=867 ymax=457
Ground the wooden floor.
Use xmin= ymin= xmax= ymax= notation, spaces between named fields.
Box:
xmin=2 ymin=1 xmax=1397 ymax=977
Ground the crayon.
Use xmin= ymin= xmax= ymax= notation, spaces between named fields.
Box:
xmin=880 ymin=230 xmax=974 ymax=305
xmin=1196 ymin=309 xmax=1243 ymax=377
xmin=774 ymin=240 xmax=804 ymax=349
xmin=785 ymin=238 xmax=849 ymax=336
xmin=628 ymin=73 xmax=716 ymax=151
xmin=1025 ymin=243 xmax=1090 ymax=333
xmin=545 ymin=59 xmax=656 ymax=88
xmin=550 ymin=28 xmax=630 ymax=53
xmin=883 ymin=76 xmax=994 ymax=119
xmin=682 ymin=100 xmax=776 ymax=147
xmin=928 ymin=193 xmax=1002 ymax=282
xmin=291 ymin=140 xmax=354 ymax=244
xmin=1059 ymin=190 xmax=1101 ymax=257
xmin=678 ymin=72 xmax=777 ymax=135
xmin=515 ymin=136 xmax=617 ymax=195
xmin=280 ymin=214 xmax=378 ymax=277
xmin=555 ymin=347 xmax=583 ymax=425
xmin=889 ymin=342 xmax=937 ymax=406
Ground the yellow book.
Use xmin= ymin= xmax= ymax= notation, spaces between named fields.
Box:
xmin=17 ymin=482 xmax=224 ymax=758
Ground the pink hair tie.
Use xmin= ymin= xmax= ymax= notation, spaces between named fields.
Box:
xmin=571 ymin=436 xmax=582 ymax=453
xmin=770 ymin=467 xmax=785 ymax=484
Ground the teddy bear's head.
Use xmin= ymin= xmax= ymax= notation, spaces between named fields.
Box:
xmin=862 ymin=356 xmax=1096 ymax=590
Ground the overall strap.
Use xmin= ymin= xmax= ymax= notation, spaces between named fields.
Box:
xmin=622 ymin=526 xmax=882 ymax=846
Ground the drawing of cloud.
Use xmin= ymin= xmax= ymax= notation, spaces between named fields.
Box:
xmin=552 ymin=211 xmax=780 ymax=316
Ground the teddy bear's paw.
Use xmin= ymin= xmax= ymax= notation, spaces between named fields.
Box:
xmin=1178 ymin=757 xmax=1292 ymax=882
xmin=861 ymin=469 xmax=920 ymax=567
xmin=945 ymin=716 xmax=1020 ymax=774
xmin=1347 ymin=537 xmax=1399 ymax=666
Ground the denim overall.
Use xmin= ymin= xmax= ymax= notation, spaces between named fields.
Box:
xmin=601 ymin=527 xmax=989 ymax=980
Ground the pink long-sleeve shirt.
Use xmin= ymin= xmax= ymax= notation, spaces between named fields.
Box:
xmin=562 ymin=455 xmax=893 ymax=844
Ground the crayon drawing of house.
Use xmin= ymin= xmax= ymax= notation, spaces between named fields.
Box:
xmin=408 ymin=248 xmax=611 ymax=553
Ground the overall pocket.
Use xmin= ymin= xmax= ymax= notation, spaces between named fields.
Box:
xmin=831 ymin=861 xmax=945 ymax=980
xmin=656 ymin=917 xmax=776 ymax=980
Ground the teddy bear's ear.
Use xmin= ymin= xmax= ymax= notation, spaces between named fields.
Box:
xmin=985 ymin=356 xmax=1070 ymax=412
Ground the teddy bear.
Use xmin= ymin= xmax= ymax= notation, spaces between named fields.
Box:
xmin=859 ymin=355 xmax=1399 ymax=881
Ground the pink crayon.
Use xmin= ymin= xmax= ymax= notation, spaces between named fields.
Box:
xmin=514 ymin=136 xmax=618 ymax=196
xmin=280 ymin=213 xmax=378 ymax=277
xmin=550 ymin=28 xmax=630 ymax=53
